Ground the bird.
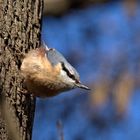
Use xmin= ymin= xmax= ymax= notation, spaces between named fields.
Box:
xmin=20 ymin=42 xmax=90 ymax=97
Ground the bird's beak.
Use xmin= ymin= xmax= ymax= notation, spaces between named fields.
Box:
xmin=76 ymin=83 xmax=90 ymax=90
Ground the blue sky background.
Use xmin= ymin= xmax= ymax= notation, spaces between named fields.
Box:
xmin=33 ymin=2 xmax=140 ymax=140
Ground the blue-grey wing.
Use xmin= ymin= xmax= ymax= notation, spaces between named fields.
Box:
xmin=47 ymin=48 xmax=80 ymax=80
xmin=47 ymin=48 xmax=67 ymax=65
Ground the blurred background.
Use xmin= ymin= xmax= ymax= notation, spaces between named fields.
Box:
xmin=33 ymin=0 xmax=140 ymax=140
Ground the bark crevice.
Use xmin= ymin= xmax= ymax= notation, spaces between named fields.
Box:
xmin=0 ymin=0 xmax=43 ymax=139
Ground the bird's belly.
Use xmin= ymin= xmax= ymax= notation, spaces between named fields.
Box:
xmin=25 ymin=78 xmax=68 ymax=97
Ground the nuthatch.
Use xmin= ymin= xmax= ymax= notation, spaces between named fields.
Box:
xmin=21 ymin=43 xmax=89 ymax=97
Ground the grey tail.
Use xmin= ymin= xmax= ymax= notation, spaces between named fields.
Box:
xmin=42 ymin=41 xmax=49 ymax=50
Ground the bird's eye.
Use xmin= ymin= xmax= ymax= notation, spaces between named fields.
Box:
xmin=61 ymin=62 xmax=78 ymax=82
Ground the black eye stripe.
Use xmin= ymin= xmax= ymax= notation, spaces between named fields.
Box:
xmin=61 ymin=62 xmax=73 ymax=77
xmin=61 ymin=62 xmax=78 ymax=83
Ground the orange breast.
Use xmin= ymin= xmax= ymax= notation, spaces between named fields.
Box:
xmin=21 ymin=47 xmax=64 ymax=97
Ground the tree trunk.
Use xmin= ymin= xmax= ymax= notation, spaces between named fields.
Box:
xmin=0 ymin=0 xmax=43 ymax=140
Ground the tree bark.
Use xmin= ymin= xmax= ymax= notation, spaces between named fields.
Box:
xmin=0 ymin=0 xmax=43 ymax=140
